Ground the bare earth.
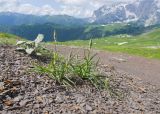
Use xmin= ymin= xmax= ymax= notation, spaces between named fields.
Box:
xmin=51 ymin=45 xmax=160 ymax=86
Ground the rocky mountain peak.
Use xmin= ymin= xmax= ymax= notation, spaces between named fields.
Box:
xmin=92 ymin=0 xmax=160 ymax=26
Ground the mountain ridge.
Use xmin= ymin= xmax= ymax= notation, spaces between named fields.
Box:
xmin=1 ymin=0 xmax=159 ymax=26
xmin=0 ymin=12 xmax=87 ymax=26
xmin=92 ymin=0 xmax=160 ymax=26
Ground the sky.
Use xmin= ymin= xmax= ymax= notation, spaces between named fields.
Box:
xmin=0 ymin=0 xmax=134 ymax=18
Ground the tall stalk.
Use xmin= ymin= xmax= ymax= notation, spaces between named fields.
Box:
xmin=53 ymin=29 xmax=57 ymax=52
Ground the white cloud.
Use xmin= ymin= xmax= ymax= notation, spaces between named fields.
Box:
xmin=55 ymin=0 xmax=86 ymax=5
xmin=59 ymin=5 xmax=93 ymax=17
xmin=55 ymin=0 xmax=134 ymax=17
xmin=0 ymin=0 xmax=135 ymax=17
xmin=0 ymin=0 xmax=57 ymax=15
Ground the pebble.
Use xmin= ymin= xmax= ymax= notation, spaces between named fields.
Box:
xmin=55 ymin=94 xmax=64 ymax=103
xmin=19 ymin=100 xmax=29 ymax=107
xmin=86 ymin=104 xmax=93 ymax=111
xmin=33 ymin=104 xmax=40 ymax=109
xmin=13 ymin=96 xmax=23 ymax=102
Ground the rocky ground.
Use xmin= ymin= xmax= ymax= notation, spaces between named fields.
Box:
xmin=0 ymin=45 xmax=160 ymax=114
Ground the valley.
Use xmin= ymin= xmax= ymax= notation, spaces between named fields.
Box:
xmin=58 ymin=27 xmax=160 ymax=59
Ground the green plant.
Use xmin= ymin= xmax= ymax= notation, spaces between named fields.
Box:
xmin=34 ymin=39 xmax=108 ymax=89
xmin=16 ymin=34 xmax=44 ymax=55
xmin=35 ymin=52 xmax=75 ymax=86
xmin=69 ymin=39 xmax=107 ymax=89
xmin=70 ymin=40 xmax=94 ymax=78
xmin=70 ymin=50 xmax=103 ymax=88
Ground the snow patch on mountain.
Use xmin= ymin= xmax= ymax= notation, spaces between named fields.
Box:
xmin=92 ymin=0 xmax=160 ymax=26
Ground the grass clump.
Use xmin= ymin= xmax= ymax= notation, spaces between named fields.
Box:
xmin=70 ymin=50 xmax=104 ymax=88
xmin=35 ymin=52 xmax=75 ymax=86
xmin=34 ymin=39 xmax=109 ymax=89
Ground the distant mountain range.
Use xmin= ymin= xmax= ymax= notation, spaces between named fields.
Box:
xmin=0 ymin=0 xmax=160 ymax=41
xmin=0 ymin=0 xmax=160 ymax=26
xmin=0 ymin=12 xmax=87 ymax=26
xmin=92 ymin=0 xmax=160 ymax=26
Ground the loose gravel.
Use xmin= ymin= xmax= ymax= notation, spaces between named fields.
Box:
xmin=0 ymin=45 xmax=160 ymax=114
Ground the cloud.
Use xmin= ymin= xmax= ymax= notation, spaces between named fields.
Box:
xmin=0 ymin=0 xmax=135 ymax=17
xmin=59 ymin=5 xmax=93 ymax=17
xmin=55 ymin=0 xmax=134 ymax=17
xmin=55 ymin=0 xmax=86 ymax=5
xmin=0 ymin=0 xmax=92 ymax=17
xmin=0 ymin=0 xmax=57 ymax=15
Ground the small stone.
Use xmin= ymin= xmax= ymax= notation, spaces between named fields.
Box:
xmin=23 ymin=110 xmax=32 ymax=114
xmin=4 ymin=100 xmax=13 ymax=106
xmin=75 ymin=94 xmax=84 ymax=103
xmin=33 ymin=104 xmax=39 ymax=109
xmin=33 ymin=90 xmax=39 ymax=95
xmin=0 ymin=82 xmax=4 ymax=87
xmin=36 ymin=96 xmax=43 ymax=103
xmin=0 ymin=104 xmax=3 ymax=110
xmin=0 ymin=86 xmax=4 ymax=93
xmin=48 ymin=98 xmax=54 ymax=104
xmin=86 ymin=104 xmax=92 ymax=111
xmin=13 ymin=96 xmax=23 ymax=102
xmin=19 ymin=99 xmax=29 ymax=107
xmin=76 ymin=98 xmax=81 ymax=103
xmin=55 ymin=95 xmax=64 ymax=103
xmin=80 ymin=103 xmax=85 ymax=107
xmin=44 ymin=111 xmax=49 ymax=114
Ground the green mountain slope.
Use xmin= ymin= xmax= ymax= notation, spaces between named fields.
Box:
xmin=60 ymin=28 xmax=160 ymax=59
xmin=0 ymin=22 xmax=153 ymax=42
xmin=1 ymin=27 xmax=160 ymax=59
xmin=0 ymin=33 xmax=23 ymax=45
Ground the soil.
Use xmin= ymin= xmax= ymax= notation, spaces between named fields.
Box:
xmin=0 ymin=45 xmax=160 ymax=114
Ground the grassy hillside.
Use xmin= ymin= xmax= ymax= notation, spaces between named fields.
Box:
xmin=1 ymin=27 xmax=160 ymax=59
xmin=59 ymin=28 xmax=160 ymax=59
xmin=84 ymin=23 xmax=127 ymax=33
xmin=0 ymin=32 xmax=23 ymax=45
xmin=0 ymin=22 xmax=148 ymax=42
